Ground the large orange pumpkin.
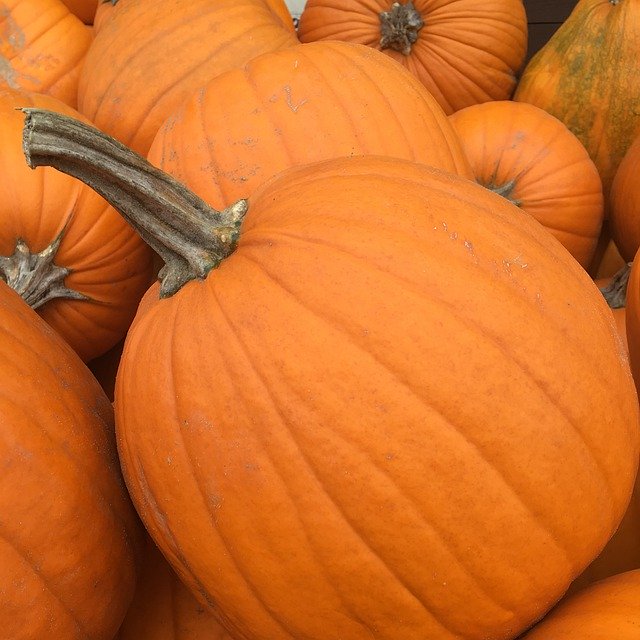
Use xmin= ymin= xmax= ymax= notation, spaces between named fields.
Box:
xmin=147 ymin=40 xmax=473 ymax=210
xmin=0 ymin=280 xmax=143 ymax=639
xmin=0 ymin=88 xmax=154 ymax=362
xmin=514 ymin=0 xmax=640 ymax=209
xmin=521 ymin=569 xmax=640 ymax=638
xmin=77 ymin=0 xmax=299 ymax=155
xmin=297 ymin=0 xmax=528 ymax=115
xmin=115 ymin=537 xmax=233 ymax=640
xmin=0 ymin=0 xmax=93 ymax=108
xmin=23 ymin=110 xmax=640 ymax=640
xmin=449 ymin=100 xmax=604 ymax=269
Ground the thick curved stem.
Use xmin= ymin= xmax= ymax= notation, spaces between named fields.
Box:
xmin=486 ymin=179 xmax=522 ymax=208
xmin=22 ymin=109 xmax=247 ymax=298
xmin=600 ymin=263 xmax=631 ymax=309
xmin=379 ymin=1 xmax=424 ymax=56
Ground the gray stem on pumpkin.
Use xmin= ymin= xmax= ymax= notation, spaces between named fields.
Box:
xmin=486 ymin=179 xmax=522 ymax=207
xmin=379 ymin=1 xmax=424 ymax=56
xmin=21 ymin=108 xmax=248 ymax=298
xmin=600 ymin=262 xmax=631 ymax=309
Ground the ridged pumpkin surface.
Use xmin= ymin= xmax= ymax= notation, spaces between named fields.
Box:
xmin=297 ymin=0 xmax=527 ymax=115
xmin=514 ymin=0 xmax=640 ymax=207
xmin=0 ymin=282 xmax=143 ymax=639
xmin=0 ymin=0 xmax=92 ymax=107
xmin=115 ymin=537 xmax=233 ymax=640
xmin=522 ymin=569 xmax=640 ymax=638
xmin=0 ymin=88 xmax=154 ymax=361
xmin=77 ymin=0 xmax=299 ymax=155
xmin=449 ymin=100 xmax=604 ymax=269
xmin=147 ymin=41 xmax=473 ymax=209
xmin=116 ymin=155 xmax=639 ymax=640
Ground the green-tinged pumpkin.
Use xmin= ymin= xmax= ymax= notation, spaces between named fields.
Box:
xmin=449 ymin=100 xmax=603 ymax=269
xmin=297 ymin=0 xmax=527 ymax=115
xmin=77 ymin=0 xmax=299 ymax=156
xmin=514 ymin=0 xmax=640 ymax=210
xmin=147 ymin=40 xmax=473 ymax=210
xmin=0 ymin=88 xmax=154 ymax=362
xmin=22 ymin=110 xmax=639 ymax=640
xmin=0 ymin=280 xmax=143 ymax=639
xmin=521 ymin=570 xmax=640 ymax=638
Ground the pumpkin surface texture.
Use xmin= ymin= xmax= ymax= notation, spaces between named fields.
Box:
xmin=77 ymin=0 xmax=299 ymax=155
xmin=0 ymin=0 xmax=92 ymax=107
xmin=147 ymin=40 xmax=473 ymax=210
xmin=296 ymin=0 xmax=528 ymax=115
xmin=449 ymin=100 xmax=603 ymax=269
xmin=521 ymin=569 xmax=640 ymax=638
xmin=514 ymin=0 xmax=640 ymax=209
xmin=0 ymin=281 xmax=143 ymax=639
xmin=22 ymin=110 xmax=640 ymax=640
xmin=0 ymin=88 xmax=154 ymax=361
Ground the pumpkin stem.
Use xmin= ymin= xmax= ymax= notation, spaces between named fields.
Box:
xmin=485 ymin=179 xmax=523 ymax=208
xmin=21 ymin=109 xmax=248 ymax=298
xmin=0 ymin=226 xmax=91 ymax=309
xmin=379 ymin=1 xmax=424 ymax=56
xmin=600 ymin=262 xmax=631 ymax=309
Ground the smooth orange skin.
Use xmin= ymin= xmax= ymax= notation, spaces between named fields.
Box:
xmin=264 ymin=0 xmax=296 ymax=31
xmin=0 ymin=88 xmax=154 ymax=361
xmin=77 ymin=0 xmax=299 ymax=156
xmin=297 ymin=0 xmax=527 ymax=115
xmin=610 ymin=134 xmax=640 ymax=262
xmin=115 ymin=537 xmax=234 ymax=640
xmin=514 ymin=0 xmax=640 ymax=210
xmin=0 ymin=0 xmax=92 ymax=108
xmin=449 ymin=100 xmax=604 ymax=270
xmin=60 ymin=0 xmax=97 ymax=23
xmin=116 ymin=155 xmax=639 ymax=640
xmin=521 ymin=570 xmax=640 ymax=638
xmin=147 ymin=40 xmax=472 ymax=210
xmin=0 ymin=282 xmax=143 ymax=639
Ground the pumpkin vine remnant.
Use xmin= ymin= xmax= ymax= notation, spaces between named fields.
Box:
xmin=21 ymin=108 xmax=248 ymax=298
xmin=601 ymin=262 xmax=632 ymax=309
xmin=379 ymin=1 xmax=424 ymax=56
xmin=0 ymin=229 xmax=90 ymax=309
xmin=486 ymin=178 xmax=523 ymax=207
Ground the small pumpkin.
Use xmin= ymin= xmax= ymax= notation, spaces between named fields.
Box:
xmin=0 ymin=88 xmax=154 ymax=362
xmin=514 ymin=0 xmax=640 ymax=209
xmin=77 ymin=0 xmax=300 ymax=155
xmin=0 ymin=0 xmax=93 ymax=108
xmin=23 ymin=110 xmax=640 ymax=640
xmin=147 ymin=40 xmax=473 ymax=210
xmin=521 ymin=570 xmax=640 ymax=638
xmin=449 ymin=100 xmax=604 ymax=269
xmin=0 ymin=280 xmax=143 ymax=639
xmin=297 ymin=0 xmax=528 ymax=115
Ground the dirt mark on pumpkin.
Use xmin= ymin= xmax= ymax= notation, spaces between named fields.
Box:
xmin=0 ymin=6 xmax=26 ymax=89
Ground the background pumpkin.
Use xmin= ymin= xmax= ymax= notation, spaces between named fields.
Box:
xmin=521 ymin=569 xmax=640 ymax=638
xmin=0 ymin=280 xmax=143 ymax=639
xmin=0 ymin=0 xmax=93 ymax=107
xmin=147 ymin=40 xmax=473 ymax=210
xmin=77 ymin=0 xmax=300 ymax=155
xmin=23 ymin=110 xmax=640 ymax=640
xmin=0 ymin=88 xmax=154 ymax=362
xmin=449 ymin=100 xmax=604 ymax=270
xmin=514 ymin=0 xmax=640 ymax=211
xmin=296 ymin=0 xmax=528 ymax=115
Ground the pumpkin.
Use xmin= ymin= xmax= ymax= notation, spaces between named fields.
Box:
xmin=60 ymin=0 xmax=98 ymax=23
xmin=77 ymin=0 xmax=299 ymax=155
xmin=0 ymin=280 xmax=143 ymax=639
xmin=147 ymin=40 xmax=473 ymax=210
xmin=626 ymin=250 xmax=640 ymax=395
xmin=23 ymin=109 xmax=640 ymax=640
xmin=448 ymin=100 xmax=604 ymax=269
xmin=610 ymin=133 xmax=640 ymax=263
xmin=115 ymin=536 xmax=234 ymax=640
xmin=0 ymin=88 xmax=154 ymax=362
xmin=514 ymin=0 xmax=640 ymax=210
xmin=0 ymin=0 xmax=93 ymax=108
xmin=296 ymin=0 xmax=528 ymax=115
xmin=521 ymin=570 xmax=640 ymax=638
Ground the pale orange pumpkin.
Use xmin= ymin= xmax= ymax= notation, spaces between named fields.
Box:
xmin=22 ymin=109 xmax=640 ymax=640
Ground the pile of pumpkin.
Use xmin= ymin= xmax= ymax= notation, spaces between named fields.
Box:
xmin=2 ymin=0 xmax=640 ymax=637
